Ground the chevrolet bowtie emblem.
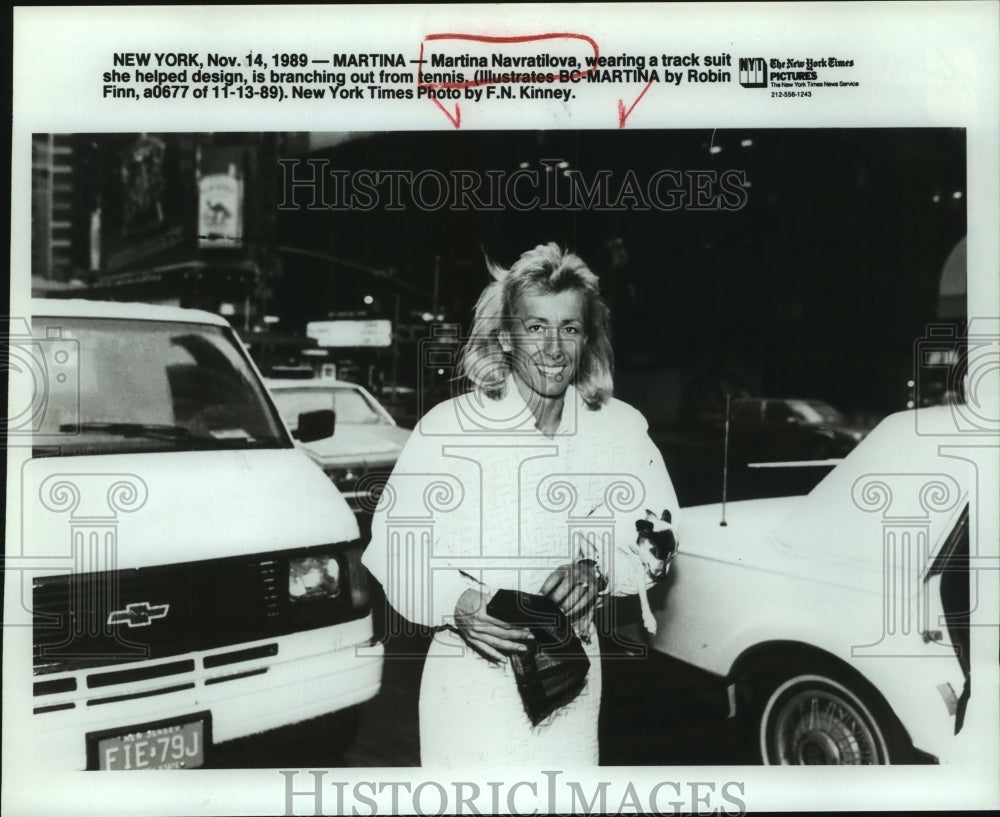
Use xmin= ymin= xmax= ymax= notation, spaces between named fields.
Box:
xmin=107 ymin=602 xmax=170 ymax=628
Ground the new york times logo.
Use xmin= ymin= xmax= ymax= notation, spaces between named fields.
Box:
xmin=738 ymin=57 xmax=768 ymax=88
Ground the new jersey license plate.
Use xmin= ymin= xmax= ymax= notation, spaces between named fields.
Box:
xmin=94 ymin=714 xmax=208 ymax=769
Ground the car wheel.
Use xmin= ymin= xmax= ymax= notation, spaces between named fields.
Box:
xmin=753 ymin=671 xmax=909 ymax=764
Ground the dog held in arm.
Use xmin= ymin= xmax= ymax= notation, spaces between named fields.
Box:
xmin=633 ymin=509 xmax=678 ymax=634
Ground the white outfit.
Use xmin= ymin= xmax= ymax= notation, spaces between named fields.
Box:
xmin=362 ymin=378 xmax=679 ymax=768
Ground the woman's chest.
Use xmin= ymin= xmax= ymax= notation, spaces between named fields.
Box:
xmin=454 ymin=434 xmax=631 ymax=551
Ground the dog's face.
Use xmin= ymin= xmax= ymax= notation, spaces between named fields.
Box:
xmin=635 ymin=510 xmax=678 ymax=580
xmin=636 ymin=534 xmax=677 ymax=579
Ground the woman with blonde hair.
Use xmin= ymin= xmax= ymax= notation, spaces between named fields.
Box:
xmin=363 ymin=242 xmax=678 ymax=766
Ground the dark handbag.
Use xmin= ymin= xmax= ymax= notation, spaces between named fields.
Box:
xmin=486 ymin=589 xmax=591 ymax=726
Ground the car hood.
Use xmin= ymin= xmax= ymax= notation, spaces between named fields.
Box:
xmin=674 ymin=495 xmax=890 ymax=593
xmin=299 ymin=424 xmax=410 ymax=465
xmin=679 ymin=410 xmax=971 ymax=571
xmin=772 ymin=408 xmax=970 ymax=566
xmin=677 ymin=497 xmax=800 ymax=560
xmin=17 ymin=448 xmax=359 ymax=571
xmin=674 ymin=496 xmax=884 ymax=588
xmin=673 ymin=408 xmax=973 ymax=588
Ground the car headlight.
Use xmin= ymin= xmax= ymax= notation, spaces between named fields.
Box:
xmin=288 ymin=553 xmax=342 ymax=601
xmin=325 ymin=467 xmax=360 ymax=491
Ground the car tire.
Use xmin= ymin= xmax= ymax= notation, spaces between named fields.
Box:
xmin=748 ymin=667 xmax=912 ymax=765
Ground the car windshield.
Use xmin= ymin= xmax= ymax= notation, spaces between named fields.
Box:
xmin=31 ymin=316 xmax=287 ymax=456
xmin=790 ymin=400 xmax=847 ymax=424
xmin=270 ymin=385 xmax=389 ymax=431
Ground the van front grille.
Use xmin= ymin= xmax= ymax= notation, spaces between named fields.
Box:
xmin=33 ymin=544 xmax=367 ymax=676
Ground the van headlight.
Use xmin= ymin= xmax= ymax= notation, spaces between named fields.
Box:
xmin=288 ymin=554 xmax=342 ymax=601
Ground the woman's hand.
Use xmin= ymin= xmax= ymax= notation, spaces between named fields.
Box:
xmin=454 ymin=588 xmax=534 ymax=663
xmin=539 ymin=562 xmax=602 ymax=621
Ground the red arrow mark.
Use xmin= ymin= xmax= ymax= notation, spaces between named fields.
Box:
xmin=432 ymin=97 xmax=461 ymax=129
xmin=617 ymin=78 xmax=655 ymax=128
xmin=418 ymin=41 xmax=460 ymax=128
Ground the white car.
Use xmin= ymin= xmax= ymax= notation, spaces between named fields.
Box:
xmin=12 ymin=299 xmax=383 ymax=769
xmin=265 ymin=379 xmax=411 ymax=517
xmin=632 ymin=406 xmax=981 ymax=765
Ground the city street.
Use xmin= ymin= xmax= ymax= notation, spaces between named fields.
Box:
xmin=23 ymin=127 xmax=977 ymax=779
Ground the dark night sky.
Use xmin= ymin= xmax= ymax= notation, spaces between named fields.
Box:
xmin=275 ymin=128 xmax=966 ymax=420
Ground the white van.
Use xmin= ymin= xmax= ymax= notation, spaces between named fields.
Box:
xmin=16 ymin=299 xmax=383 ymax=769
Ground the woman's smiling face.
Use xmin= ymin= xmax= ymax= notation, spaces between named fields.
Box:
xmin=503 ymin=287 xmax=587 ymax=404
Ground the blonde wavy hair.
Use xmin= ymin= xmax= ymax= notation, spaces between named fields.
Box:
xmin=457 ymin=243 xmax=614 ymax=408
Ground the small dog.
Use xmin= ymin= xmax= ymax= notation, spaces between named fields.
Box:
xmin=633 ymin=509 xmax=678 ymax=633
xmin=636 ymin=509 xmax=678 ymax=577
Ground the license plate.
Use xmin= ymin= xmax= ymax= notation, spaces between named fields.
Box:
xmin=93 ymin=714 xmax=208 ymax=770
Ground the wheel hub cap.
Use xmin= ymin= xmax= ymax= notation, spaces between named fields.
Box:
xmin=770 ymin=687 xmax=882 ymax=764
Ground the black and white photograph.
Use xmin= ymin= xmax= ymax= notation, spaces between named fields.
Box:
xmin=6 ymin=4 xmax=1000 ymax=817
xmin=18 ymin=124 xmax=976 ymax=764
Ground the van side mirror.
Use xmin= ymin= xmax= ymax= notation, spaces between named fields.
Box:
xmin=295 ymin=409 xmax=335 ymax=442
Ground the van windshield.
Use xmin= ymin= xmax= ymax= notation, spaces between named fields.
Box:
xmin=31 ymin=316 xmax=289 ymax=456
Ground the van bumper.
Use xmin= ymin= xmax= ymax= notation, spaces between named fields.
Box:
xmin=29 ymin=617 xmax=384 ymax=770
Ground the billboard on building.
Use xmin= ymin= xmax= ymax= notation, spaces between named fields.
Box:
xmin=307 ymin=320 xmax=393 ymax=348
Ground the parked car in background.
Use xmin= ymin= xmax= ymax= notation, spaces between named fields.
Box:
xmin=722 ymin=397 xmax=871 ymax=462
xmin=20 ymin=300 xmax=383 ymax=769
xmin=659 ymin=397 xmax=874 ymax=506
xmin=265 ymin=379 xmax=410 ymax=522
xmin=624 ymin=406 xmax=975 ymax=765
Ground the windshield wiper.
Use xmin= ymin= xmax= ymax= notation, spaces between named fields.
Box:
xmin=61 ymin=422 xmax=198 ymax=440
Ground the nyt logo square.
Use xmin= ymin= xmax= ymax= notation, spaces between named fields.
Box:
xmin=739 ymin=57 xmax=768 ymax=88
